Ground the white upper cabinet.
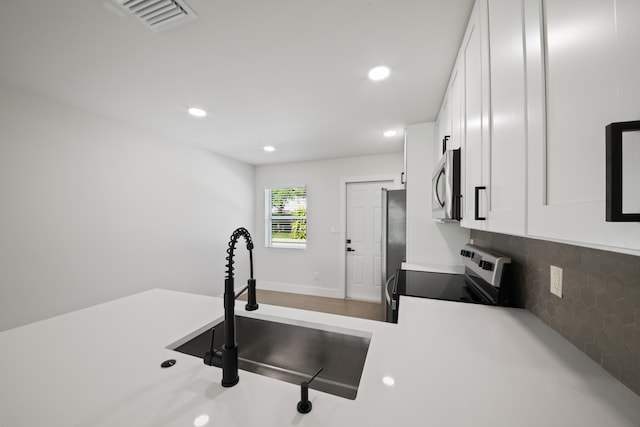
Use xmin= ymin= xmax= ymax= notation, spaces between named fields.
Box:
xmin=617 ymin=0 xmax=640 ymax=123
xmin=438 ymin=0 xmax=639 ymax=254
xmin=526 ymin=0 xmax=640 ymax=254
xmin=435 ymin=94 xmax=451 ymax=166
xmin=449 ymin=61 xmax=464 ymax=153
xmin=483 ymin=0 xmax=527 ymax=234
xmin=459 ymin=0 xmax=527 ymax=234
xmin=460 ymin=1 xmax=489 ymax=229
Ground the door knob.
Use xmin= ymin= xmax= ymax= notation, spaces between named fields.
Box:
xmin=347 ymin=248 xmax=355 ymax=252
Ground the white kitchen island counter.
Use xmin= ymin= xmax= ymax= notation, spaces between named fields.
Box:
xmin=1 ymin=289 xmax=639 ymax=426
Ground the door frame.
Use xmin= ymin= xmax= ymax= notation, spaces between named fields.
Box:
xmin=339 ymin=174 xmax=402 ymax=299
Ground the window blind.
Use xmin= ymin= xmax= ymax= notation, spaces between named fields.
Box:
xmin=265 ymin=186 xmax=307 ymax=248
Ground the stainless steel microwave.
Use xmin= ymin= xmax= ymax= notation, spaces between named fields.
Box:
xmin=432 ymin=148 xmax=461 ymax=221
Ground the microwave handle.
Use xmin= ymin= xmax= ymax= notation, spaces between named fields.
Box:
xmin=434 ymin=170 xmax=445 ymax=208
xmin=475 ymin=186 xmax=487 ymax=220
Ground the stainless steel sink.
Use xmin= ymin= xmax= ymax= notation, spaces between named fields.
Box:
xmin=169 ymin=315 xmax=371 ymax=400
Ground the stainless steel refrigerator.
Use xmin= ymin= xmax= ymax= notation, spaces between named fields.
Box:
xmin=381 ymin=189 xmax=406 ymax=321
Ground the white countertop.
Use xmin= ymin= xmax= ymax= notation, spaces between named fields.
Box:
xmin=1 ymin=289 xmax=639 ymax=426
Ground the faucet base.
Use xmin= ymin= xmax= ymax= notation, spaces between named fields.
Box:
xmin=221 ymin=344 xmax=240 ymax=387
xmin=245 ymin=302 xmax=259 ymax=311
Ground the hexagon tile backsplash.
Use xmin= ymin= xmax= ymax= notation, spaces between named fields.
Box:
xmin=471 ymin=230 xmax=640 ymax=396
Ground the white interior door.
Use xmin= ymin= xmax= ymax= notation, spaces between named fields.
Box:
xmin=346 ymin=180 xmax=392 ymax=302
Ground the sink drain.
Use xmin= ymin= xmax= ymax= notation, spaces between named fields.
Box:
xmin=161 ymin=359 xmax=176 ymax=368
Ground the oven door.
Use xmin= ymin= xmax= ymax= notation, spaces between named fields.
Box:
xmin=431 ymin=148 xmax=461 ymax=221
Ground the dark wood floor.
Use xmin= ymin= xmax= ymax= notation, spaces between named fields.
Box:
xmin=238 ymin=289 xmax=383 ymax=321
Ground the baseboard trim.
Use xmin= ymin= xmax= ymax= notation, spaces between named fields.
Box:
xmin=257 ymin=281 xmax=344 ymax=299
xmin=347 ymin=295 xmax=382 ymax=304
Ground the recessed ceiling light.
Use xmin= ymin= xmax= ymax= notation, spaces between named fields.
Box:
xmin=368 ymin=65 xmax=391 ymax=81
xmin=382 ymin=376 xmax=395 ymax=386
xmin=383 ymin=130 xmax=397 ymax=137
xmin=263 ymin=145 xmax=275 ymax=152
xmin=187 ymin=107 xmax=207 ymax=117
xmin=193 ymin=414 xmax=210 ymax=427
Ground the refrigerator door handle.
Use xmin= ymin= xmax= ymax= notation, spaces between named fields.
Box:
xmin=385 ymin=274 xmax=396 ymax=305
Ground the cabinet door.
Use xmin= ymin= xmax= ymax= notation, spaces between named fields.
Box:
xmin=435 ymin=95 xmax=451 ymax=166
xmin=449 ymin=63 xmax=463 ymax=152
xmin=484 ymin=0 xmax=526 ymax=234
xmin=402 ymin=128 xmax=407 ymax=188
xmin=616 ymin=1 xmax=640 ymax=220
xmin=617 ymin=0 xmax=640 ymax=123
xmin=460 ymin=1 xmax=487 ymax=228
xmin=526 ymin=0 xmax=640 ymax=254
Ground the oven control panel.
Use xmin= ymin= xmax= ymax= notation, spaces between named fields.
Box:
xmin=460 ymin=244 xmax=511 ymax=288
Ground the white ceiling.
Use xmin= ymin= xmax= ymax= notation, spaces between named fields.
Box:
xmin=0 ymin=0 xmax=474 ymax=165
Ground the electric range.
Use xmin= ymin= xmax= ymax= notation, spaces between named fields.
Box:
xmin=385 ymin=244 xmax=512 ymax=323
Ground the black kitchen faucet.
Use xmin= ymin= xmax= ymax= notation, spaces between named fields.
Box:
xmin=203 ymin=227 xmax=258 ymax=387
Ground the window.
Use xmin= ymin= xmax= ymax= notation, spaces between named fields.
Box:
xmin=265 ymin=186 xmax=307 ymax=249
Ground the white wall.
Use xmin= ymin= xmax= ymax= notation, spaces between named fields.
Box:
xmin=405 ymin=122 xmax=469 ymax=267
xmin=254 ymin=153 xmax=403 ymax=298
xmin=0 ymin=86 xmax=254 ymax=331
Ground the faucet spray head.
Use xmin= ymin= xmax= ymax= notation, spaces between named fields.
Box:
xmin=245 ymin=279 xmax=259 ymax=311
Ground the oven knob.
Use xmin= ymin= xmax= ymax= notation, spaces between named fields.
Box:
xmin=479 ymin=261 xmax=494 ymax=271
xmin=460 ymin=250 xmax=473 ymax=258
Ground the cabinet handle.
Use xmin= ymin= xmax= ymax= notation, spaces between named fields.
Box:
xmin=443 ymin=135 xmax=450 ymax=154
xmin=400 ymin=172 xmax=405 ymax=184
xmin=474 ymin=186 xmax=486 ymax=220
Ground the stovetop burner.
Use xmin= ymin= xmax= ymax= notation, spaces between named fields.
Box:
xmin=397 ymin=270 xmax=487 ymax=304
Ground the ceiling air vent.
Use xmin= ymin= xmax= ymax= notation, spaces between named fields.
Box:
xmin=115 ymin=0 xmax=198 ymax=32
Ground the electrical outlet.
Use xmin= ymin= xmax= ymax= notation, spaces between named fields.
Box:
xmin=550 ymin=265 xmax=563 ymax=298
xmin=313 ymin=272 xmax=320 ymax=280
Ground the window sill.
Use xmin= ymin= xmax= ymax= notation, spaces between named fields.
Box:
xmin=267 ymin=243 xmax=307 ymax=250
